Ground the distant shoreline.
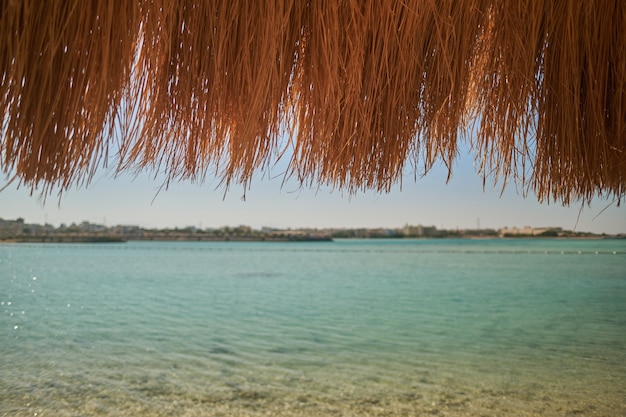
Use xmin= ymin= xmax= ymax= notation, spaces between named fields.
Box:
xmin=1 ymin=235 xmax=334 ymax=243
xmin=3 ymin=235 xmax=624 ymax=244
xmin=2 ymin=236 xmax=127 ymax=243
xmin=2 ymin=217 xmax=623 ymax=243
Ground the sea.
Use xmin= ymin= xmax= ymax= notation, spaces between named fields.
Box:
xmin=1 ymin=238 xmax=625 ymax=417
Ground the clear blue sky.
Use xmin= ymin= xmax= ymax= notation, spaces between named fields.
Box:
xmin=1 ymin=146 xmax=624 ymax=234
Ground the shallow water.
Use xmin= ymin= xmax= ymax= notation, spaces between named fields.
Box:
xmin=1 ymin=239 xmax=625 ymax=416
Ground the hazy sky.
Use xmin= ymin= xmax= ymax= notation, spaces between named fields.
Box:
xmin=2 ymin=144 xmax=624 ymax=234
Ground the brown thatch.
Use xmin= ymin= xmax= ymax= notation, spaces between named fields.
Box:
xmin=1 ymin=0 xmax=624 ymax=203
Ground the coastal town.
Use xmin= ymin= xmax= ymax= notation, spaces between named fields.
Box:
xmin=0 ymin=217 xmax=619 ymax=243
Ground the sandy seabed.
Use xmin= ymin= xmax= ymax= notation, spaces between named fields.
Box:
xmin=2 ymin=381 xmax=624 ymax=417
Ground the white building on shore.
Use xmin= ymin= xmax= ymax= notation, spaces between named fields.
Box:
xmin=498 ymin=226 xmax=563 ymax=237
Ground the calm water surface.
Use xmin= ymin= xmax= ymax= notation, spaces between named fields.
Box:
xmin=1 ymin=239 xmax=625 ymax=416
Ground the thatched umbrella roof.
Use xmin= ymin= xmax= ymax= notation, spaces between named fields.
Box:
xmin=1 ymin=1 xmax=624 ymax=204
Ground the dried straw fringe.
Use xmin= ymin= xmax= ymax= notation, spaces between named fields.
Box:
xmin=1 ymin=0 xmax=624 ymax=203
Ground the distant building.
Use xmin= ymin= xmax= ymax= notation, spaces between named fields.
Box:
xmin=402 ymin=224 xmax=423 ymax=237
xmin=0 ymin=217 xmax=31 ymax=238
xmin=499 ymin=226 xmax=563 ymax=237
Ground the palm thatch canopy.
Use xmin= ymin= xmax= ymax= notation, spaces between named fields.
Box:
xmin=1 ymin=1 xmax=624 ymax=203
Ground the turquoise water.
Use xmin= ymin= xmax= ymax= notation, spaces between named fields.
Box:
xmin=1 ymin=239 xmax=625 ymax=416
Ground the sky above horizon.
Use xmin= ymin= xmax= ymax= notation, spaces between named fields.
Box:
xmin=2 ymin=146 xmax=625 ymax=234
